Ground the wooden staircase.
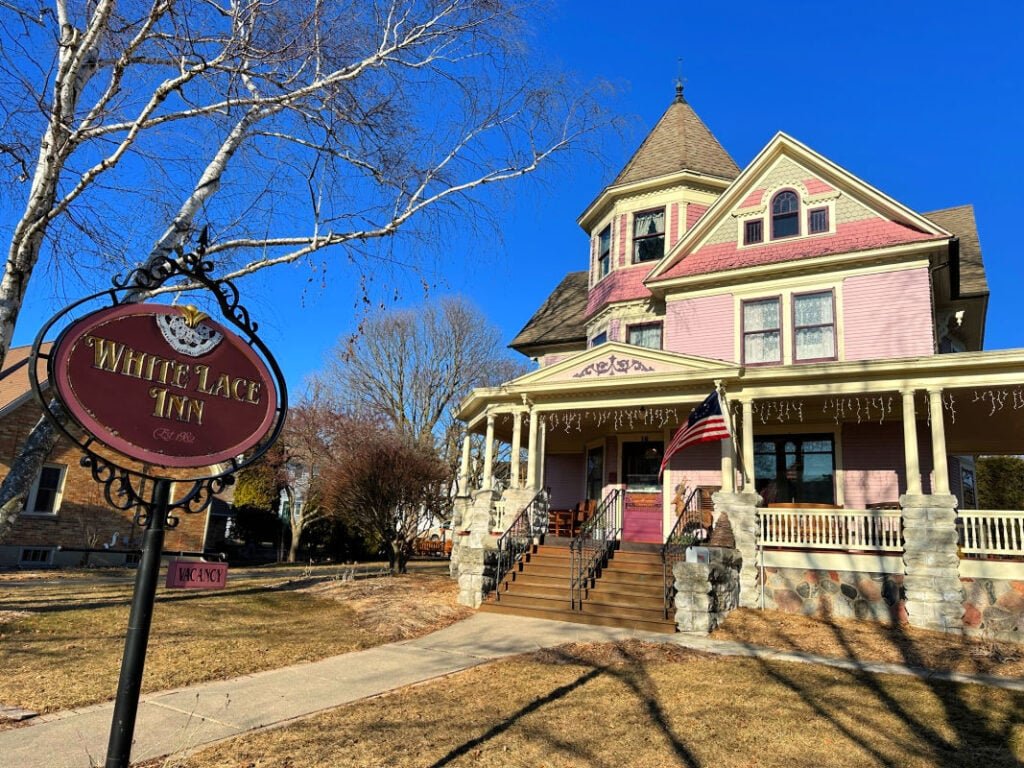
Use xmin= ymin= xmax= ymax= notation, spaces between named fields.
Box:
xmin=479 ymin=542 xmax=677 ymax=634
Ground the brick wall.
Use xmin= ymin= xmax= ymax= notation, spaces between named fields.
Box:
xmin=0 ymin=400 xmax=209 ymax=558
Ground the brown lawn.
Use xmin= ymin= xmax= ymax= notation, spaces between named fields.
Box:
xmin=164 ymin=640 xmax=1024 ymax=768
xmin=0 ymin=570 xmax=470 ymax=716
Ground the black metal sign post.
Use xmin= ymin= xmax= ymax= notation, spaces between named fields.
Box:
xmin=105 ymin=478 xmax=169 ymax=768
xmin=28 ymin=240 xmax=287 ymax=768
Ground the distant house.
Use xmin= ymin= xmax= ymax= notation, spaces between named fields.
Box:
xmin=451 ymin=87 xmax=1023 ymax=640
xmin=0 ymin=344 xmax=211 ymax=567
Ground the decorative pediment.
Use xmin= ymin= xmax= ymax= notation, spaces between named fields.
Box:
xmin=510 ymin=342 xmax=737 ymax=387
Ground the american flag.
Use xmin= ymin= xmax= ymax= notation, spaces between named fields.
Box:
xmin=659 ymin=390 xmax=731 ymax=477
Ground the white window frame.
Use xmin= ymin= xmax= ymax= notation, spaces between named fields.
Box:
xmin=24 ymin=463 xmax=67 ymax=516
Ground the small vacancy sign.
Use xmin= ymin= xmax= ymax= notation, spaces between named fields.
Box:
xmin=165 ymin=559 xmax=228 ymax=590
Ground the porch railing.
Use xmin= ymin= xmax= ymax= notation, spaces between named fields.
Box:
xmin=960 ymin=510 xmax=1024 ymax=558
xmin=493 ymin=489 xmax=548 ymax=601
xmin=661 ymin=487 xmax=707 ymax=619
xmin=759 ymin=508 xmax=903 ymax=551
xmin=570 ymin=488 xmax=624 ymax=610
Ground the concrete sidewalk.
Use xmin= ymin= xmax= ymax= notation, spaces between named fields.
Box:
xmin=3 ymin=613 xmax=1022 ymax=768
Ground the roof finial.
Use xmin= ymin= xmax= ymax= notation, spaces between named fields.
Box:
xmin=675 ymin=57 xmax=686 ymax=103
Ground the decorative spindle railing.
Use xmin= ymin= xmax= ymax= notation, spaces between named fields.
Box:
xmin=492 ymin=489 xmax=549 ymax=601
xmin=960 ymin=510 xmax=1024 ymax=558
xmin=570 ymin=488 xmax=623 ymax=610
xmin=661 ymin=487 xmax=707 ymax=618
xmin=758 ymin=508 xmax=902 ymax=551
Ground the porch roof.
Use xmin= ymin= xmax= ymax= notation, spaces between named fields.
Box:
xmin=459 ymin=346 xmax=1024 ymax=432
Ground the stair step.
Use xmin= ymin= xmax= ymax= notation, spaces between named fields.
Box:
xmin=592 ymin=569 xmax=664 ymax=586
xmin=585 ymin=590 xmax=666 ymax=611
xmin=493 ymin=592 xmax=573 ymax=611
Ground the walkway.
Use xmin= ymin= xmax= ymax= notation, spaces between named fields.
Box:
xmin=2 ymin=613 xmax=1022 ymax=768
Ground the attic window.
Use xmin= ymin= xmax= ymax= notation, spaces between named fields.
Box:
xmin=598 ymin=225 xmax=611 ymax=278
xmin=633 ymin=209 xmax=665 ymax=263
xmin=808 ymin=207 xmax=829 ymax=234
xmin=771 ymin=191 xmax=799 ymax=239
xmin=744 ymin=220 xmax=763 ymax=245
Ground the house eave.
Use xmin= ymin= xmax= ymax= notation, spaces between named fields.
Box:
xmin=577 ymin=170 xmax=733 ymax=232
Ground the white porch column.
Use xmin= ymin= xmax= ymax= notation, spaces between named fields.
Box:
xmin=928 ymin=388 xmax=950 ymax=495
xmin=538 ymin=419 xmax=547 ymax=490
xmin=510 ymin=411 xmax=523 ymax=490
xmin=525 ymin=409 xmax=540 ymax=490
xmin=741 ymin=399 xmax=755 ymax=490
xmin=482 ymin=413 xmax=496 ymax=490
xmin=458 ymin=435 xmax=471 ymax=495
xmin=902 ymin=389 xmax=922 ymax=495
xmin=720 ymin=434 xmax=735 ymax=493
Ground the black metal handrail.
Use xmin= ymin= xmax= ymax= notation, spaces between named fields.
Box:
xmin=493 ymin=489 xmax=549 ymax=601
xmin=570 ymin=488 xmax=624 ymax=610
xmin=661 ymin=487 xmax=711 ymax=618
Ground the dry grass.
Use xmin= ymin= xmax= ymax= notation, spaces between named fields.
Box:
xmin=0 ymin=572 xmax=467 ymax=716
xmin=712 ymin=608 xmax=1024 ymax=678
xmin=164 ymin=639 xmax=1024 ymax=768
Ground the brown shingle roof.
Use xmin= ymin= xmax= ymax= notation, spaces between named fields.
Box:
xmin=613 ymin=95 xmax=740 ymax=186
xmin=0 ymin=343 xmax=51 ymax=414
xmin=923 ymin=205 xmax=988 ymax=297
xmin=509 ymin=272 xmax=589 ymax=354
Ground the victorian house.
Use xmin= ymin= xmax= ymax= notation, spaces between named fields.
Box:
xmin=451 ymin=86 xmax=1024 ymax=639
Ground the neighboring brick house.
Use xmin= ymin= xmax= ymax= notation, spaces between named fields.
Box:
xmin=0 ymin=344 xmax=210 ymax=567
xmin=452 ymin=86 xmax=1023 ymax=639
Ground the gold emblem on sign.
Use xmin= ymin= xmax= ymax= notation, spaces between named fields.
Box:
xmin=178 ymin=305 xmax=209 ymax=329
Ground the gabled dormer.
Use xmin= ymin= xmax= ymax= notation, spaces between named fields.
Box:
xmin=579 ymin=86 xmax=738 ymax=324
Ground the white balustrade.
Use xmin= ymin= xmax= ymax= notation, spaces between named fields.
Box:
xmin=960 ymin=510 xmax=1024 ymax=557
xmin=758 ymin=508 xmax=903 ymax=552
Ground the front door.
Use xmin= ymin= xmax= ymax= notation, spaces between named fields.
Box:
xmin=620 ymin=440 xmax=664 ymax=543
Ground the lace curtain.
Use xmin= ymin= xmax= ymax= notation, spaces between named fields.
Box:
xmin=795 ymin=293 xmax=835 ymax=359
xmin=744 ymin=299 xmax=781 ymax=363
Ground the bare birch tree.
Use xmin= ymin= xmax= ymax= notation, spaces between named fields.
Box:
xmin=0 ymin=0 xmax=607 ymax=535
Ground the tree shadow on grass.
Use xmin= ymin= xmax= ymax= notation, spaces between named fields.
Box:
xmin=717 ymin=607 xmax=1024 ymax=768
xmin=430 ymin=643 xmax=702 ymax=768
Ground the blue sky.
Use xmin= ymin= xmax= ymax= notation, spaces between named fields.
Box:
xmin=11 ymin=0 xmax=1024 ymax=396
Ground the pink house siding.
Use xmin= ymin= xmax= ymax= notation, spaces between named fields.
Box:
xmin=545 ymin=453 xmax=583 ymax=509
xmin=669 ymin=203 xmax=679 ymax=247
xmin=664 ymin=294 xmax=735 ymax=361
xmin=608 ymin=318 xmax=621 ymax=342
xmin=843 ymin=268 xmax=934 ymax=361
xmin=665 ymin=440 xmax=720 ymax=497
xmin=585 ymin=265 xmax=652 ymax=318
xmin=841 ymin=421 xmax=933 ymax=508
xmin=686 ymin=203 xmax=708 ymax=228
xmin=617 ymin=214 xmax=627 ymax=267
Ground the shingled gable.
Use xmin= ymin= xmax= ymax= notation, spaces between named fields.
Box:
xmin=509 ymin=271 xmax=589 ymax=355
xmin=644 ymin=132 xmax=952 ymax=286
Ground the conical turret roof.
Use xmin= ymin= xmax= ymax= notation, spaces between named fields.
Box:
xmin=613 ymin=91 xmax=739 ymax=185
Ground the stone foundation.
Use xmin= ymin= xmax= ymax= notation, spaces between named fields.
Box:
xmin=758 ymin=566 xmax=905 ymax=623
xmin=673 ymin=547 xmax=741 ymax=633
xmin=962 ymin=577 xmax=1024 ymax=642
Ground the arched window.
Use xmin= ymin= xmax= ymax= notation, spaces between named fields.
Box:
xmin=771 ymin=190 xmax=800 ymax=239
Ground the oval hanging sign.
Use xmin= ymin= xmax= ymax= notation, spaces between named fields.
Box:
xmin=52 ymin=304 xmax=278 ymax=468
